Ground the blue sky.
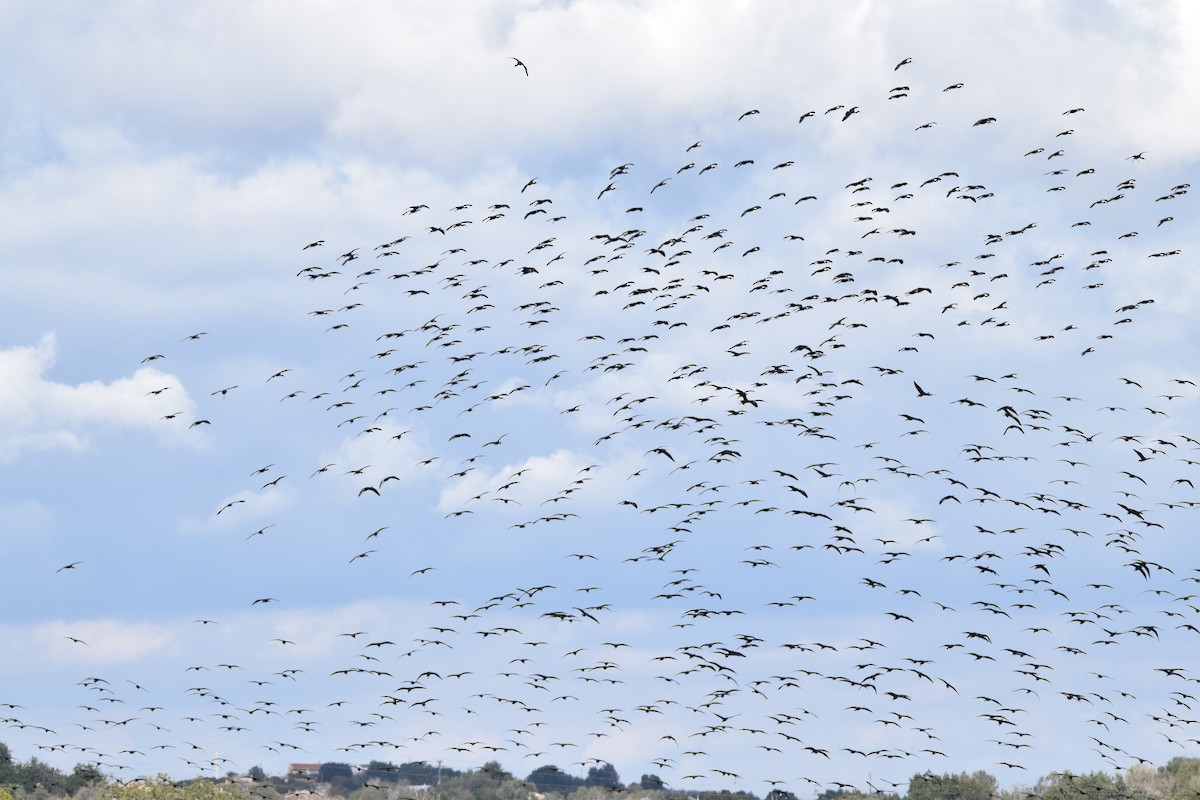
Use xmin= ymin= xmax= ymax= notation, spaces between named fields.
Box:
xmin=2 ymin=0 xmax=1200 ymax=793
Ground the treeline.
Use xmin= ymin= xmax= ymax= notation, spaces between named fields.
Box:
xmin=251 ymin=756 xmax=1200 ymax=800
xmin=0 ymin=743 xmax=104 ymax=798
xmin=332 ymin=761 xmax=759 ymax=800
xmin=3 ymin=740 xmax=1200 ymax=800
xmin=282 ymin=760 xmax=683 ymax=800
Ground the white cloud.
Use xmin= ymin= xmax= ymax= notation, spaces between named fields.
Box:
xmin=32 ymin=618 xmax=174 ymax=664
xmin=437 ymin=447 xmax=597 ymax=513
xmin=0 ymin=499 xmax=53 ymax=534
xmin=4 ymin=0 xmax=1195 ymax=179
xmin=317 ymin=420 xmax=435 ymax=501
xmin=178 ymin=484 xmax=299 ymax=536
xmin=0 ymin=333 xmax=198 ymax=461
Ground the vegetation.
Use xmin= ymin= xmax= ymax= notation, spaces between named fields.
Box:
xmin=97 ymin=777 xmax=252 ymax=800
xmin=0 ymin=743 xmax=104 ymax=799
xmin=2 ymin=742 xmax=1200 ymax=800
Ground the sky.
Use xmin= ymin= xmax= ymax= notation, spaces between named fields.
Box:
xmin=2 ymin=0 xmax=1200 ymax=794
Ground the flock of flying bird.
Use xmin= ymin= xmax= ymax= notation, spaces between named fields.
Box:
xmin=17 ymin=57 xmax=1200 ymax=793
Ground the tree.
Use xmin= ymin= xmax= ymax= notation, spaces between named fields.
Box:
xmin=527 ymin=766 xmax=581 ymax=795
xmin=480 ymin=762 xmax=512 ymax=782
xmin=395 ymin=761 xmax=457 ymax=786
xmin=639 ymin=774 xmax=667 ymax=791
xmin=566 ymin=787 xmax=627 ymax=800
xmin=583 ymin=764 xmax=619 ymax=790
xmin=360 ymin=762 xmax=400 ymax=785
xmin=98 ymin=776 xmax=252 ymax=800
xmin=319 ymin=764 xmax=354 ymax=784
xmin=907 ymin=771 xmax=998 ymax=800
xmin=1162 ymin=757 xmax=1200 ymax=783
xmin=68 ymin=764 xmax=105 ymax=793
xmin=1158 ymin=758 xmax=1200 ymax=800
xmin=12 ymin=757 xmax=69 ymax=795
xmin=346 ymin=787 xmax=390 ymax=800
xmin=428 ymin=764 xmax=531 ymax=800
xmin=0 ymin=744 xmax=13 ymax=784
xmin=1038 ymin=771 xmax=1124 ymax=800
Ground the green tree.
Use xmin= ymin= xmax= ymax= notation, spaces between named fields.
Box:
xmin=527 ymin=766 xmax=580 ymax=795
xmin=1158 ymin=759 xmax=1200 ymax=800
xmin=819 ymin=790 xmax=853 ymax=800
xmin=0 ymin=744 xmax=13 ymax=785
xmin=639 ymin=775 xmax=666 ymax=791
xmin=565 ymin=786 xmax=625 ymax=800
xmin=319 ymin=764 xmax=354 ymax=784
xmin=479 ymin=762 xmax=511 ymax=782
xmin=98 ymin=776 xmax=251 ymax=800
xmin=1161 ymin=758 xmax=1200 ymax=783
xmin=583 ymin=764 xmax=619 ymax=790
xmin=907 ymin=771 xmax=998 ymax=800
xmin=12 ymin=757 xmax=68 ymax=795
xmin=392 ymin=762 xmax=455 ymax=787
xmin=1038 ymin=771 xmax=1124 ymax=800
xmin=429 ymin=764 xmax=531 ymax=800
xmin=346 ymin=786 xmax=390 ymax=800
xmin=360 ymin=763 xmax=400 ymax=785
xmin=67 ymin=764 xmax=105 ymax=794
xmin=698 ymin=789 xmax=758 ymax=800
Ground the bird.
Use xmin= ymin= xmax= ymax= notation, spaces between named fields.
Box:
xmin=511 ymin=57 xmax=529 ymax=77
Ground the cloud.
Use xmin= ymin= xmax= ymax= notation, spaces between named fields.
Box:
xmin=178 ymin=484 xmax=299 ymax=537
xmin=317 ymin=420 xmax=435 ymax=500
xmin=437 ymin=447 xmax=597 ymax=513
xmin=428 ymin=441 xmax=658 ymax=524
xmin=0 ymin=333 xmax=198 ymax=461
xmin=31 ymin=618 xmax=174 ymax=664
xmin=6 ymin=0 xmax=1196 ymax=180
